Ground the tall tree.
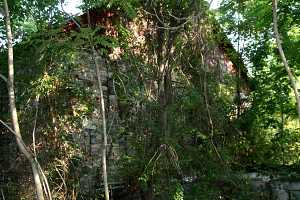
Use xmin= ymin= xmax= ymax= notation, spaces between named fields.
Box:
xmin=3 ymin=0 xmax=45 ymax=199
xmin=272 ymin=0 xmax=300 ymax=125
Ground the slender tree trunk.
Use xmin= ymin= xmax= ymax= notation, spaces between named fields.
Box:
xmin=84 ymin=4 xmax=109 ymax=198
xmin=3 ymin=1 xmax=45 ymax=199
xmin=272 ymin=0 xmax=300 ymax=125
xmin=93 ymin=52 xmax=110 ymax=200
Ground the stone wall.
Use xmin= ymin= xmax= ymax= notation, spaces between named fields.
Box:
xmin=73 ymin=52 xmax=122 ymax=197
xmin=247 ymin=172 xmax=300 ymax=200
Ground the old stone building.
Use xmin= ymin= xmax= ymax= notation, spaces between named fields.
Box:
xmin=0 ymin=6 xmax=251 ymax=199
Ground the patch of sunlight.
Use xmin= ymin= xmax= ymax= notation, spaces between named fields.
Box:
xmin=288 ymin=26 xmax=300 ymax=42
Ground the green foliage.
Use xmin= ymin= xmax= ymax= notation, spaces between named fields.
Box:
xmin=172 ymin=182 xmax=184 ymax=200
xmin=0 ymin=0 xmax=64 ymax=45
xmin=114 ymin=6 xmax=253 ymax=199
xmin=1 ymin=0 xmax=283 ymax=199
xmin=220 ymin=0 xmax=300 ymax=168
xmin=82 ymin=0 xmax=139 ymax=18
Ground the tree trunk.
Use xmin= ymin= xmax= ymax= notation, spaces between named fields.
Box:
xmin=85 ymin=5 xmax=109 ymax=198
xmin=93 ymin=52 xmax=110 ymax=200
xmin=3 ymin=1 xmax=45 ymax=199
xmin=272 ymin=0 xmax=300 ymax=125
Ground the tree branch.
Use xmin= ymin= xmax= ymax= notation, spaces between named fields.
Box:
xmin=272 ymin=0 xmax=300 ymax=125
xmin=0 ymin=74 xmax=7 ymax=83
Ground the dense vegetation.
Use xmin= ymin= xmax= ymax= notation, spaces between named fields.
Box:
xmin=0 ymin=0 xmax=299 ymax=199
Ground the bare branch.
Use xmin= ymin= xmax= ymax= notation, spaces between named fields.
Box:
xmin=60 ymin=0 xmax=81 ymax=29
xmin=0 ymin=73 xmax=7 ymax=83
xmin=0 ymin=188 xmax=5 ymax=200
xmin=0 ymin=119 xmax=52 ymax=200
xmin=142 ymin=8 xmax=199 ymax=30
xmin=0 ymin=119 xmax=24 ymax=142
xmin=32 ymin=95 xmax=40 ymax=157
